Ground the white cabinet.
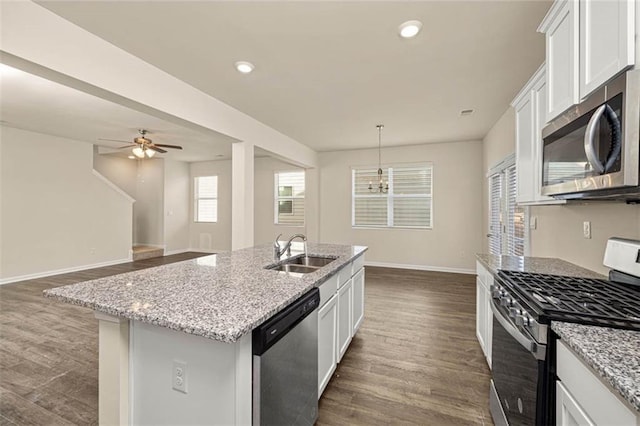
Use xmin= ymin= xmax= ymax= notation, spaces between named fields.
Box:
xmin=539 ymin=0 xmax=579 ymax=121
xmin=318 ymin=293 xmax=337 ymax=397
xmin=317 ymin=254 xmax=365 ymax=398
xmin=556 ymin=381 xmax=595 ymax=426
xmin=579 ymin=0 xmax=635 ymax=99
xmin=539 ymin=0 xmax=635 ymax=121
xmin=512 ymin=65 xmax=567 ymax=205
xmin=475 ymin=261 xmax=493 ymax=368
xmin=336 ymin=278 xmax=353 ymax=362
xmin=556 ymin=340 xmax=639 ymax=425
xmin=352 ymin=268 xmax=364 ymax=334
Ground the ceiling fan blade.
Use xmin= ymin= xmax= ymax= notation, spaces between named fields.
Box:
xmin=117 ymin=144 xmax=137 ymax=149
xmin=98 ymin=138 xmax=132 ymax=144
xmin=153 ymin=144 xmax=183 ymax=150
xmin=147 ymin=145 xmax=167 ymax=153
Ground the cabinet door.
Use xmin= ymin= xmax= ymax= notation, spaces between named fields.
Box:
xmin=545 ymin=0 xmax=579 ymax=121
xmin=318 ymin=294 xmax=338 ymax=398
xmin=352 ymin=268 xmax=364 ymax=334
xmin=336 ymin=279 xmax=353 ymax=362
xmin=556 ymin=381 xmax=595 ymax=426
xmin=515 ymin=90 xmax=536 ymax=204
xmin=579 ymin=0 xmax=635 ymax=99
xmin=476 ymin=277 xmax=487 ymax=355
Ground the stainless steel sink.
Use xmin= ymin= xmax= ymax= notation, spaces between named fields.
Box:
xmin=268 ymin=264 xmax=319 ymax=274
xmin=284 ymin=256 xmax=336 ymax=268
xmin=266 ymin=255 xmax=337 ymax=274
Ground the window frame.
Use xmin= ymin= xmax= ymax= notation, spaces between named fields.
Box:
xmin=351 ymin=163 xmax=433 ymax=230
xmin=274 ymin=170 xmax=305 ymax=226
xmin=193 ymin=175 xmax=218 ymax=223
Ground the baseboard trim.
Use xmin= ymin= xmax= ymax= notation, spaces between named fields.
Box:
xmin=164 ymin=248 xmax=190 ymax=256
xmin=0 ymin=256 xmax=133 ymax=286
xmin=188 ymin=248 xmax=222 ymax=254
xmin=364 ymin=261 xmax=474 ymax=275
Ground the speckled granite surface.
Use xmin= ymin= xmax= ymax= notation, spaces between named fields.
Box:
xmin=44 ymin=243 xmax=366 ymax=343
xmin=552 ymin=322 xmax=640 ymax=412
xmin=476 ymin=254 xmax=605 ymax=279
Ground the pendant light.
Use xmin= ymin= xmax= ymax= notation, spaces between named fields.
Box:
xmin=369 ymin=124 xmax=388 ymax=193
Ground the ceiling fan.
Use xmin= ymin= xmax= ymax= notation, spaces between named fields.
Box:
xmin=99 ymin=129 xmax=183 ymax=158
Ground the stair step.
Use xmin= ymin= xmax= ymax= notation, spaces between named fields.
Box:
xmin=132 ymin=245 xmax=164 ymax=261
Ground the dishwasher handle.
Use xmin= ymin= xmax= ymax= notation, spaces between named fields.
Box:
xmin=253 ymin=287 xmax=320 ymax=355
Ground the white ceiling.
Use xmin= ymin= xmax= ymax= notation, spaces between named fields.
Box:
xmin=33 ymin=0 xmax=551 ymax=152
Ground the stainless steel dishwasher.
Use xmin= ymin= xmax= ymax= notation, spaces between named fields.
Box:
xmin=252 ymin=287 xmax=320 ymax=426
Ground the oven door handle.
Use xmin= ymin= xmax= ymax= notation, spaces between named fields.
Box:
xmin=490 ymin=299 xmax=546 ymax=361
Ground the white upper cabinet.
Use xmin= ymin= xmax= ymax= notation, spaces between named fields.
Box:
xmin=511 ymin=65 xmax=566 ymax=205
xmin=539 ymin=0 xmax=636 ymax=121
xmin=579 ymin=0 xmax=635 ymax=98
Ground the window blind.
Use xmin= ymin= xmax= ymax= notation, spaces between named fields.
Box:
xmin=352 ymin=164 xmax=432 ymax=229
xmin=505 ymin=165 xmax=525 ymax=256
xmin=194 ymin=176 xmax=218 ymax=222
xmin=488 ymin=173 xmax=502 ymax=256
xmin=275 ymin=171 xmax=305 ymax=225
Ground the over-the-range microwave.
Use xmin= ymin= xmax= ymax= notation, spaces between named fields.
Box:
xmin=541 ymin=69 xmax=640 ymax=201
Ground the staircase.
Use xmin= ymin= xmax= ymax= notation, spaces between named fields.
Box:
xmin=132 ymin=245 xmax=164 ymax=261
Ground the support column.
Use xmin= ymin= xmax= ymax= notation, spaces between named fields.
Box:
xmin=232 ymin=141 xmax=254 ymax=250
xmin=95 ymin=312 xmax=130 ymax=426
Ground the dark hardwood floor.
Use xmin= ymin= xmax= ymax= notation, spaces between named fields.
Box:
xmin=1 ymin=258 xmax=492 ymax=425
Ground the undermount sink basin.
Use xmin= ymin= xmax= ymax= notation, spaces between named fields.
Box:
xmin=284 ymin=256 xmax=336 ymax=268
xmin=265 ymin=255 xmax=337 ymax=274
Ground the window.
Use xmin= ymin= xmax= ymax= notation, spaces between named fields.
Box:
xmin=194 ymin=176 xmax=218 ymax=222
xmin=488 ymin=155 xmax=527 ymax=256
xmin=352 ymin=164 xmax=433 ymax=229
xmin=275 ymin=171 xmax=305 ymax=225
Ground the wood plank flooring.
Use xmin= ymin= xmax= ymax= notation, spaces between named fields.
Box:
xmin=1 ymin=259 xmax=492 ymax=425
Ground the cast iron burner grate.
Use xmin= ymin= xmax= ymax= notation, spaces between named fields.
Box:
xmin=497 ymin=270 xmax=640 ymax=331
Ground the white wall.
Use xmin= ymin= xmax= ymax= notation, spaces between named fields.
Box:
xmin=135 ymin=159 xmax=165 ymax=246
xmin=164 ymin=160 xmax=190 ymax=254
xmin=318 ymin=141 xmax=484 ymax=273
xmin=190 ymin=160 xmax=232 ymax=252
xmin=482 ymin=108 xmax=640 ymax=275
xmin=0 ymin=126 xmax=132 ymax=281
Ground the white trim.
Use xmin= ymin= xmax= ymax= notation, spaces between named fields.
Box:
xmin=132 ymin=243 xmax=165 ymax=249
xmin=0 ymin=256 xmax=132 ymax=285
xmin=163 ymin=248 xmax=190 ymax=256
xmin=188 ymin=247 xmax=221 ymax=254
xmin=92 ymin=169 xmax=136 ymax=203
xmin=364 ymin=260 xmax=474 ymax=275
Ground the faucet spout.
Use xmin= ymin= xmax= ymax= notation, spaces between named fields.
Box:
xmin=274 ymin=233 xmax=307 ymax=261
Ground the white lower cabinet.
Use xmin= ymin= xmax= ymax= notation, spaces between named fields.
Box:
xmin=475 ymin=262 xmax=493 ymax=368
xmin=317 ymin=293 xmax=337 ymax=397
xmin=556 ymin=381 xmax=595 ymax=426
xmin=317 ymin=255 xmax=365 ymax=398
xmin=351 ymin=268 xmax=364 ymax=334
xmin=336 ymin=278 xmax=353 ymax=362
xmin=556 ymin=340 xmax=639 ymax=425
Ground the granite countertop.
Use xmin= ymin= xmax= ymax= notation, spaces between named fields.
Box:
xmin=476 ymin=253 xmax=605 ymax=279
xmin=552 ymin=322 xmax=640 ymax=412
xmin=44 ymin=243 xmax=367 ymax=343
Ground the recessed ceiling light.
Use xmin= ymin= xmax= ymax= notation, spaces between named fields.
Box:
xmin=235 ymin=61 xmax=255 ymax=74
xmin=398 ymin=20 xmax=423 ymax=38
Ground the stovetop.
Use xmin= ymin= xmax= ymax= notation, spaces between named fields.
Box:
xmin=497 ymin=270 xmax=640 ymax=331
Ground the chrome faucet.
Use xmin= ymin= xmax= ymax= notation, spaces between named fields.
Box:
xmin=274 ymin=233 xmax=307 ymax=261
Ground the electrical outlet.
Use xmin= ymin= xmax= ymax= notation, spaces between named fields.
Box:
xmin=172 ymin=361 xmax=187 ymax=393
xmin=530 ymin=216 xmax=537 ymax=230
xmin=583 ymin=221 xmax=591 ymax=239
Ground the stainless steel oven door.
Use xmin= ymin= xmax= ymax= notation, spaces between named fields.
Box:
xmin=490 ymin=299 xmax=546 ymax=426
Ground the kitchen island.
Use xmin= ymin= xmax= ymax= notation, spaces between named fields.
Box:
xmin=44 ymin=242 xmax=367 ymax=425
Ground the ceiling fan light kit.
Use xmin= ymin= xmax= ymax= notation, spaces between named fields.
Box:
xmin=98 ymin=129 xmax=183 ymax=159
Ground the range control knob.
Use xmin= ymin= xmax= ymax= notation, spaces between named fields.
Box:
xmin=509 ymin=307 xmax=523 ymax=318
xmin=500 ymin=297 xmax=514 ymax=307
xmin=516 ymin=314 xmax=531 ymax=327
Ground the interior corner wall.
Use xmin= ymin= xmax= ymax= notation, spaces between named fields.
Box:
xmin=135 ymin=158 xmax=165 ymax=247
xmin=190 ymin=160 xmax=232 ymax=252
xmin=0 ymin=126 xmax=132 ymax=280
xmin=318 ymin=141 xmax=484 ymax=273
xmin=482 ymin=108 xmax=640 ymax=275
xmin=164 ymin=160 xmax=190 ymax=254
xmin=254 ymin=157 xmax=309 ymax=246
